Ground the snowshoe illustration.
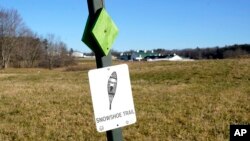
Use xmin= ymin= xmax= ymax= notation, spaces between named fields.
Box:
xmin=107 ymin=71 xmax=117 ymax=110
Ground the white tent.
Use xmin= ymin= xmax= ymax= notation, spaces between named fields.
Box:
xmin=169 ymin=54 xmax=183 ymax=61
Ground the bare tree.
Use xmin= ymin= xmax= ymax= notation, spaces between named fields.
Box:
xmin=13 ymin=29 xmax=43 ymax=68
xmin=57 ymin=41 xmax=75 ymax=67
xmin=0 ymin=8 xmax=75 ymax=69
xmin=0 ymin=8 xmax=24 ymax=69
xmin=38 ymin=36 xmax=75 ymax=69
xmin=46 ymin=34 xmax=58 ymax=69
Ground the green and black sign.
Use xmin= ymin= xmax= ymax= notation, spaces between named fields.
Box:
xmin=82 ymin=4 xmax=118 ymax=56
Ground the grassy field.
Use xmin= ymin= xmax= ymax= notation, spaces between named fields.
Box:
xmin=0 ymin=59 xmax=249 ymax=141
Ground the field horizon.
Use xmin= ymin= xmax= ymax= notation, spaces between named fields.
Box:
xmin=0 ymin=59 xmax=249 ymax=140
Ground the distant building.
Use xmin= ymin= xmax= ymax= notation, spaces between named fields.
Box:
xmin=120 ymin=51 xmax=194 ymax=62
xmin=131 ymin=50 xmax=160 ymax=61
xmin=72 ymin=51 xmax=84 ymax=58
xmin=120 ymin=53 xmax=131 ymax=61
xmin=120 ymin=50 xmax=160 ymax=61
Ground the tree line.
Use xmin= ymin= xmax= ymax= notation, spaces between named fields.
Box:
xmin=0 ymin=7 xmax=75 ymax=69
xmin=114 ymin=44 xmax=250 ymax=60
xmin=170 ymin=44 xmax=250 ymax=59
xmin=2 ymin=7 xmax=248 ymax=69
xmin=169 ymin=44 xmax=250 ymax=59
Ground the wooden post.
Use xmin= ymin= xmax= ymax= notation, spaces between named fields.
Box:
xmin=86 ymin=0 xmax=123 ymax=140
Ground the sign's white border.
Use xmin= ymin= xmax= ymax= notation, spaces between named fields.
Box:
xmin=88 ymin=64 xmax=136 ymax=132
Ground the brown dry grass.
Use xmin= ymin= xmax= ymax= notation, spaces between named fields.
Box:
xmin=0 ymin=59 xmax=249 ymax=140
